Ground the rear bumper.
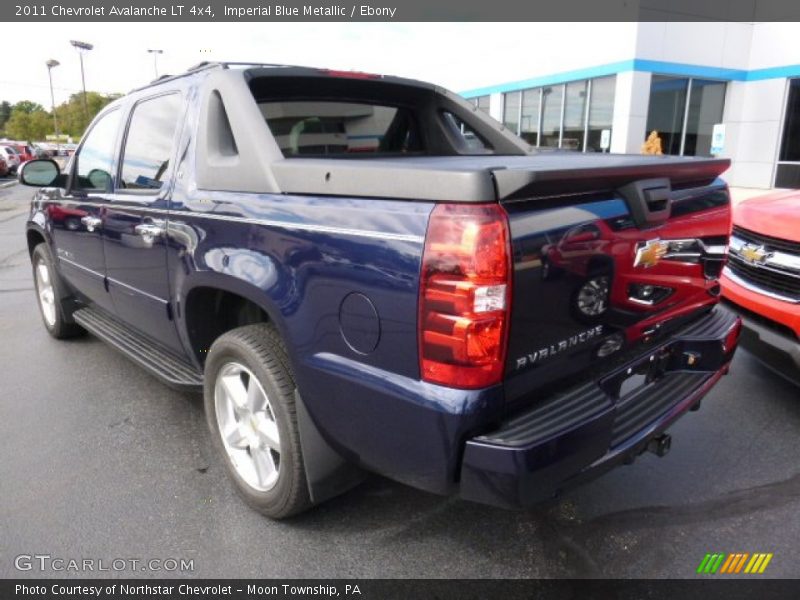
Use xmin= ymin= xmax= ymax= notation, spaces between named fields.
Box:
xmin=459 ymin=306 xmax=741 ymax=509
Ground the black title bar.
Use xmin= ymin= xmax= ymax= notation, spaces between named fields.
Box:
xmin=4 ymin=0 xmax=800 ymax=22
xmin=5 ymin=579 xmax=800 ymax=600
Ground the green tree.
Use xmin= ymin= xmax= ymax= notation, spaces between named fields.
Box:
xmin=29 ymin=111 xmax=53 ymax=140
xmin=56 ymin=91 xmax=119 ymax=138
xmin=4 ymin=107 xmax=52 ymax=141
xmin=11 ymin=100 xmax=44 ymax=114
xmin=4 ymin=109 xmax=33 ymax=140
xmin=0 ymin=92 xmax=119 ymax=141
xmin=0 ymin=101 xmax=11 ymax=132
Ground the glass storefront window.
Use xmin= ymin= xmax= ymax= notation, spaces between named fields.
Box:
xmin=520 ymin=88 xmax=540 ymax=146
xmin=563 ymin=80 xmax=588 ymax=151
xmin=645 ymin=76 xmax=726 ymax=157
xmin=490 ymin=75 xmax=616 ymax=151
xmin=777 ymin=79 xmax=800 ymax=188
xmin=646 ymin=76 xmax=689 ymax=155
xmin=684 ymin=79 xmax=727 ymax=156
xmin=503 ymin=91 xmax=521 ymax=135
xmin=540 ymin=85 xmax=563 ymax=147
xmin=473 ymin=95 xmax=490 ymax=114
xmin=587 ymin=76 xmax=615 ymax=152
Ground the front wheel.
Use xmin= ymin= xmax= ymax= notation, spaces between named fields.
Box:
xmin=571 ymin=274 xmax=611 ymax=322
xmin=204 ymin=323 xmax=312 ymax=519
xmin=31 ymin=243 xmax=84 ymax=339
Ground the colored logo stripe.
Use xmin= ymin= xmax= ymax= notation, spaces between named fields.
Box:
xmin=697 ymin=553 xmax=726 ymax=574
xmin=745 ymin=553 xmax=774 ymax=574
xmin=697 ymin=553 xmax=773 ymax=574
xmin=719 ymin=553 xmax=749 ymax=573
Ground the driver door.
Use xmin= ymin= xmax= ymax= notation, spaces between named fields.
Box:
xmin=48 ymin=108 xmax=122 ymax=314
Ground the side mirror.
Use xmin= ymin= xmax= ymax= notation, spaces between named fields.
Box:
xmin=19 ymin=159 xmax=61 ymax=187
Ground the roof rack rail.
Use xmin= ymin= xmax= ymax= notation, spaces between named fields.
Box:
xmin=128 ymin=61 xmax=369 ymax=94
xmin=186 ymin=61 xmax=223 ymax=72
xmin=129 ymin=61 xmax=224 ymax=93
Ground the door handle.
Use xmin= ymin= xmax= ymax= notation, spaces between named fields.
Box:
xmin=134 ymin=222 xmax=166 ymax=244
xmin=80 ymin=215 xmax=102 ymax=232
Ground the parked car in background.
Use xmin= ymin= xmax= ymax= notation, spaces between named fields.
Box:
xmin=1 ymin=145 xmax=21 ymax=173
xmin=0 ymin=156 xmax=8 ymax=177
xmin=722 ymin=190 xmax=800 ymax=386
xmin=11 ymin=143 xmax=36 ymax=163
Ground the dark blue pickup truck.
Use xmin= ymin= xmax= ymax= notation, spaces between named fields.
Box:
xmin=21 ymin=62 xmax=741 ymax=518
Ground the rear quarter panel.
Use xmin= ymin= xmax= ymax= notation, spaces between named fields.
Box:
xmin=167 ymin=186 xmax=499 ymax=491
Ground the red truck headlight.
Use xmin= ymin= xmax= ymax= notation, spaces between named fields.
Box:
xmin=419 ymin=203 xmax=512 ymax=389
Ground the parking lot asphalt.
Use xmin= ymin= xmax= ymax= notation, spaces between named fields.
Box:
xmin=0 ymin=181 xmax=798 ymax=579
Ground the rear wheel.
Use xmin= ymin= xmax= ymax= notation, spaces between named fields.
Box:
xmin=31 ymin=243 xmax=84 ymax=339
xmin=204 ymin=323 xmax=312 ymax=519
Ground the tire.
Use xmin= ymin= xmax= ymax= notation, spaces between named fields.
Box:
xmin=31 ymin=243 xmax=84 ymax=339
xmin=204 ymin=323 xmax=312 ymax=519
xmin=570 ymin=273 xmax=611 ymax=323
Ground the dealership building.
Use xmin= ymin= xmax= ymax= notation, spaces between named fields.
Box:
xmin=462 ymin=22 xmax=800 ymax=189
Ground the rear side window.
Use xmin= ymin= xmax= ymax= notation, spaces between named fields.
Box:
xmin=74 ymin=109 xmax=121 ymax=192
xmin=260 ymin=101 xmax=423 ymax=157
xmin=120 ymin=93 xmax=182 ymax=190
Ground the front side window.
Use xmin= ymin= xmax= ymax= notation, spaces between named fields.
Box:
xmin=120 ymin=93 xmax=182 ymax=190
xmin=74 ymin=109 xmax=121 ymax=192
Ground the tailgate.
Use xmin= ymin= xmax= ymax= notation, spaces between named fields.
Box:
xmin=499 ymin=156 xmax=731 ymax=407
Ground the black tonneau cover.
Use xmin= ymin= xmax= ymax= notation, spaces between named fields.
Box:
xmin=270 ymin=153 xmax=730 ymax=203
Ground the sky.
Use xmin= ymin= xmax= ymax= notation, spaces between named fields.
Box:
xmin=0 ymin=22 xmax=602 ymax=108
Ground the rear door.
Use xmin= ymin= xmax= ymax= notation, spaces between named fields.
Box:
xmin=102 ymin=91 xmax=185 ymax=352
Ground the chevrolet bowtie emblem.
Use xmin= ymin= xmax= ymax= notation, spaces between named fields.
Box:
xmin=738 ymin=244 xmax=771 ymax=265
xmin=634 ymin=239 xmax=669 ymax=268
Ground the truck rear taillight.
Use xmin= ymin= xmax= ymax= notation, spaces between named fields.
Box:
xmin=419 ymin=203 xmax=512 ymax=389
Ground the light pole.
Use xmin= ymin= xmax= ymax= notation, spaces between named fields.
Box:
xmin=46 ymin=59 xmax=60 ymax=140
xmin=70 ymin=40 xmax=93 ymax=124
xmin=147 ymin=49 xmax=163 ymax=79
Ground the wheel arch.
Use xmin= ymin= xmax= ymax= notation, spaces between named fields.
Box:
xmin=178 ymin=271 xmax=290 ymax=369
xmin=586 ymin=254 xmax=615 ymax=276
xmin=185 ymin=273 xmax=365 ymax=507
xmin=26 ymin=224 xmax=49 ymax=257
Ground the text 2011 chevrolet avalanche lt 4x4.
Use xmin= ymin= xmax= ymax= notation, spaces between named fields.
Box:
xmin=20 ymin=62 xmax=741 ymax=518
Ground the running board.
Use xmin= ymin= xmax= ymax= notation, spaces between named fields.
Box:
xmin=73 ymin=306 xmax=203 ymax=391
